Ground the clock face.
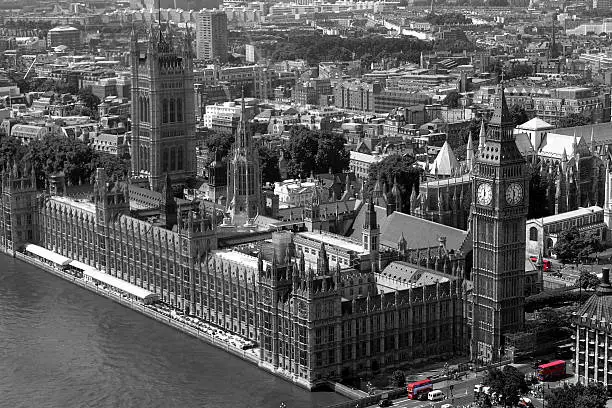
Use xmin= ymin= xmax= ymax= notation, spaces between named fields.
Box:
xmin=505 ymin=182 xmax=524 ymax=205
xmin=477 ymin=182 xmax=493 ymax=206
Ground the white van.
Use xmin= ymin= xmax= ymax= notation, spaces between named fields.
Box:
xmin=428 ymin=390 xmax=445 ymax=401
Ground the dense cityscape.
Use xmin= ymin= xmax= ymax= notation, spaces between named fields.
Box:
xmin=1 ymin=0 xmax=612 ymax=407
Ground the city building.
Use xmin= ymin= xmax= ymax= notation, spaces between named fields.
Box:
xmin=129 ymin=26 xmax=197 ymax=191
xmin=574 ymin=267 xmax=612 ymax=388
xmin=471 ymin=85 xmax=529 ymax=363
xmin=526 ymin=206 xmax=606 ymax=258
xmin=47 ymin=26 xmax=81 ymax=49
xmin=195 ymin=10 xmax=228 ymax=63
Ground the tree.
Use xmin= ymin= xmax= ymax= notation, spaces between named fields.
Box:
xmin=77 ymin=86 xmax=101 ymax=111
xmin=578 ymin=269 xmax=600 ymax=290
xmin=367 ymin=154 xmax=421 ymax=213
xmin=442 ymin=91 xmax=461 ymax=109
xmin=258 ymin=145 xmax=281 ymax=184
xmin=553 ymin=226 xmax=603 ymax=264
xmin=557 ymin=113 xmax=591 ymax=128
xmin=547 ymin=383 xmax=607 ymax=408
xmin=483 ymin=366 xmax=528 ymax=407
xmin=389 ymin=370 xmax=406 ymax=388
xmin=285 ymin=127 xmax=349 ymax=177
xmin=510 ymin=104 xmax=529 ymax=127
xmin=203 ymin=132 xmax=234 ymax=165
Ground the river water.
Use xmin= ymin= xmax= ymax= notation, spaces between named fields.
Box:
xmin=0 ymin=254 xmax=347 ymax=408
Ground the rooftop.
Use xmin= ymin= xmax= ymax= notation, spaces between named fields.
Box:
xmin=538 ymin=206 xmax=603 ymax=225
xmin=298 ymin=230 xmax=366 ymax=254
xmin=213 ymin=249 xmax=260 ymax=270
xmin=50 ymin=195 xmax=95 ymax=214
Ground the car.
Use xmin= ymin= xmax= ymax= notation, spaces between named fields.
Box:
xmin=518 ymin=396 xmax=534 ymax=407
xmin=441 ymin=404 xmax=454 ymax=408
xmin=378 ymin=399 xmax=392 ymax=407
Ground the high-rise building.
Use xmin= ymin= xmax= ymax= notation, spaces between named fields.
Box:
xmin=471 ymin=85 xmax=529 ymax=363
xmin=129 ymin=26 xmax=197 ymax=192
xmin=195 ymin=10 xmax=228 ymax=63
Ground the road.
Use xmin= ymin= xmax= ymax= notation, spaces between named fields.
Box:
xmin=365 ymin=362 xmax=571 ymax=408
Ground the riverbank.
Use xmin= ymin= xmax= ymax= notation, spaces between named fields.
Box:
xmin=5 ymin=247 xmax=325 ymax=393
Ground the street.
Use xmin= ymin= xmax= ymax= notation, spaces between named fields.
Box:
xmin=364 ymin=362 xmax=572 ymax=408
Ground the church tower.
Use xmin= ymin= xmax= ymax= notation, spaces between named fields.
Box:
xmin=130 ymin=24 xmax=196 ymax=192
xmin=363 ymin=198 xmax=380 ymax=272
xmin=471 ymin=85 xmax=529 ymax=363
xmin=226 ymin=96 xmax=262 ymax=226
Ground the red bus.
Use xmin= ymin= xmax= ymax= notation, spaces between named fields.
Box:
xmin=529 ymin=257 xmax=551 ymax=271
xmin=537 ymin=360 xmax=566 ymax=381
xmin=407 ymin=379 xmax=433 ymax=400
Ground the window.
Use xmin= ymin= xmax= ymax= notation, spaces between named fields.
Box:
xmin=529 ymin=227 xmax=538 ymax=241
xmin=177 ymin=146 xmax=184 ymax=170
xmin=162 ymin=148 xmax=169 ymax=172
xmin=170 ymin=147 xmax=176 ymax=171
xmin=176 ymin=98 xmax=183 ymax=122
xmin=162 ymin=99 xmax=168 ymax=123
xmin=169 ymin=99 xmax=176 ymax=122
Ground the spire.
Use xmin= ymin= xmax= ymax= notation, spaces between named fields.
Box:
xmin=489 ymin=85 xmax=512 ymax=126
xmin=466 ymin=131 xmax=474 ymax=171
xmin=572 ymin=131 xmax=578 ymax=154
xmin=590 ymin=128 xmax=595 ymax=154
xmin=364 ymin=198 xmax=377 ymax=230
xmin=478 ymin=120 xmax=486 ymax=153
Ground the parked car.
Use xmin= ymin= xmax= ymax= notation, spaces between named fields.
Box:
xmin=378 ymin=399 xmax=392 ymax=407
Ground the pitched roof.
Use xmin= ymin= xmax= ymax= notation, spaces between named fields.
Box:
xmin=489 ymin=85 xmax=513 ymax=126
xmin=348 ymin=204 xmax=470 ymax=253
xmin=430 ymin=141 xmax=459 ymax=176
xmin=516 ymin=117 xmax=554 ymax=131
xmin=552 ymin=122 xmax=612 ymax=145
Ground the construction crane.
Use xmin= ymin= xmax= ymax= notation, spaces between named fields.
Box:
xmin=23 ymin=55 xmax=37 ymax=80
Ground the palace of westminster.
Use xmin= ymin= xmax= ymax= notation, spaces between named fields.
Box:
xmin=0 ymin=25 xmax=583 ymax=389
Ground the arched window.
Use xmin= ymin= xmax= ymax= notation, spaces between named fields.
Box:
xmin=162 ymin=99 xmax=168 ymax=123
xmin=529 ymin=227 xmax=538 ymax=241
xmin=169 ymin=99 xmax=176 ymax=122
xmin=177 ymin=146 xmax=184 ymax=170
xmin=170 ymin=147 xmax=176 ymax=171
xmin=162 ymin=148 xmax=169 ymax=172
xmin=176 ymin=98 xmax=183 ymax=122
xmin=144 ymin=98 xmax=150 ymax=122
xmin=138 ymin=97 xmax=144 ymax=120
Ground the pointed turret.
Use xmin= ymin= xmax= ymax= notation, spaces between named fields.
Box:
xmin=466 ymin=131 xmax=474 ymax=171
xmin=317 ymin=242 xmax=329 ymax=275
xmin=160 ymin=172 xmax=177 ymax=230
xmin=478 ymin=120 xmax=486 ymax=153
xmin=489 ymin=85 xmax=512 ymax=127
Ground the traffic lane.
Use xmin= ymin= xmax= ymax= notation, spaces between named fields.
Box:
xmin=367 ymin=377 xmax=480 ymax=408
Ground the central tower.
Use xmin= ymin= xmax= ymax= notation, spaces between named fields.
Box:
xmin=471 ymin=85 xmax=529 ymax=363
xmin=130 ymin=25 xmax=196 ymax=192
xmin=226 ymin=97 xmax=262 ymax=226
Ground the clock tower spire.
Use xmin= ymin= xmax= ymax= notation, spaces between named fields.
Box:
xmin=471 ymin=85 xmax=529 ymax=363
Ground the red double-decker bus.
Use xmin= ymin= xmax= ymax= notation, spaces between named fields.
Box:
xmin=407 ymin=379 xmax=433 ymax=400
xmin=537 ymin=360 xmax=566 ymax=381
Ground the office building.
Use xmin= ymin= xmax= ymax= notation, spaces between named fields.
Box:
xmin=195 ymin=10 xmax=228 ymax=63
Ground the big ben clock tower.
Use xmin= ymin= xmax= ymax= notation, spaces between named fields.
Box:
xmin=471 ymin=85 xmax=529 ymax=363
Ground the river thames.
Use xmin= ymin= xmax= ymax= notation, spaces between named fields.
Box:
xmin=0 ymin=254 xmax=347 ymax=408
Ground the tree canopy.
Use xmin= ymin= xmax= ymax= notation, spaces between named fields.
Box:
xmin=557 ymin=113 xmax=591 ymax=128
xmin=483 ymin=366 xmax=528 ymax=407
xmin=442 ymin=91 xmax=461 ymax=108
xmin=577 ymin=269 xmax=601 ymax=290
xmin=0 ymin=134 xmax=129 ymax=187
xmin=367 ymin=154 xmax=421 ymax=213
xmin=510 ymin=104 xmax=529 ymax=127
xmin=547 ymin=383 xmax=607 ymax=408
xmin=258 ymin=145 xmax=281 ymax=184
xmin=553 ymin=226 xmax=604 ymax=264
xmin=285 ymin=127 xmax=349 ymax=178
xmin=257 ymin=33 xmax=430 ymax=66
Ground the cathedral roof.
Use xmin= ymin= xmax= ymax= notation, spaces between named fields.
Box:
xmin=553 ymin=122 xmax=612 ymax=145
xmin=430 ymin=141 xmax=459 ymax=176
xmin=516 ymin=117 xmax=554 ymax=131
xmin=514 ymin=132 xmax=535 ymax=157
xmin=538 ymin=132 xmax=590 ymax=159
